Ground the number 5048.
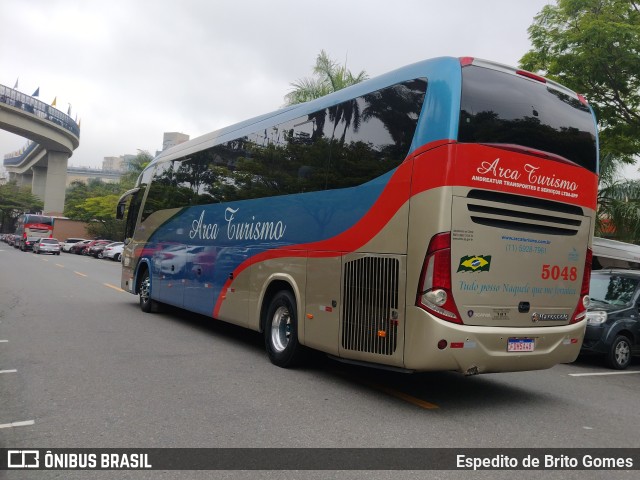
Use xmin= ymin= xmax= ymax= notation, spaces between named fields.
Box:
xmin=541 ymin=264 xmax=578 ymax=281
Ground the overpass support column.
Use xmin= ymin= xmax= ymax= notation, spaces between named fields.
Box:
xmin=31 ymin=166 xmax=47 ymax=200
xmin=43 ymin=150 xmax=69 ymax=215
xmin=16 ymin=172 xmax=33 ymax=187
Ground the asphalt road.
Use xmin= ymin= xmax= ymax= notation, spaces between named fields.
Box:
xmin=1 ymin=244 xmax=639 ymax=479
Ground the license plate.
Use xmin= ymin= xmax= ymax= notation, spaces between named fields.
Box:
xmin=507 ymin=338 xmax=535 ymax=352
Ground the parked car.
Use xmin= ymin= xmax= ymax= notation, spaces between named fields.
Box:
xmin=582 ymin=269 xmax=640 ymax=369
xmin=102 ymin=242 xmax=124 ymax=261
xmin=88 ymin=240 xmax=115 ymax=258
xmin=62 ymin=237 xmax=86 ymax=252
xmin=21 ymin=236 xmax=40 ymax=252
xmin=69 ymin=240 xmax=92 ymax=255
xmin=33 ymin=238 xmax=61 ymax=255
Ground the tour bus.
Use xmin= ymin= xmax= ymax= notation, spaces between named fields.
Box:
xmin=14 ymin=214 xmax=54 ymax=251
xmin=117 ymin=57 xmax=598 ymax=375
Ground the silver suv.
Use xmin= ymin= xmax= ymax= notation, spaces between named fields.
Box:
xmin=33 ymin=238 xmax=61 ymax=255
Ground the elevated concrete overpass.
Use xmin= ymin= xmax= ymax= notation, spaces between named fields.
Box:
xmin=1 ymin=84 xmax=80 ymax=214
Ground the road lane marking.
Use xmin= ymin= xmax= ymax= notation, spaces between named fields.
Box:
xmin=55 ymin=263 xmax=64 ymax=268
xmin=74 ymin=271 xmax=87 ymax=277
xmin=366 ymin=382 xmax=440 ymax=409
xmin=0 ymin=369 xmax=17 ymax=374
xmin=0 ymin=339 xmax=8 ymax=342
xmin=336 ymin=371 xmax=439 ymax=409
xmin=104 ymin=283 xmax=125 ymax=293
xmin=569 ymin=371 xmax=640 ymax=377
xmin=0 ymin=420 xmax=35 ymax=429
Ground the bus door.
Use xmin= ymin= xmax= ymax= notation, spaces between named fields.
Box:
xmin=184 ymin=245 xmax=219 ymax=317
xmin=212 ymin=246 xmax=250 ymax=326
xmin=154 ymin=242 xmax=186 ymax=308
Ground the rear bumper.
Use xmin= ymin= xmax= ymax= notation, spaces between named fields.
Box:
xmin=404 ymin=306 xmax=586 ymax=374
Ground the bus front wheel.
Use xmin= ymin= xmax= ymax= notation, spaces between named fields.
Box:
xmin=264 ymin=290 xmax=305 ymax=368
xmin=139 ymin=270 xmax=159 ymax=313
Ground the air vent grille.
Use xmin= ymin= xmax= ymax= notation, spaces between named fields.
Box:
xmin=342 ymin=256 xmax=399 ymax=355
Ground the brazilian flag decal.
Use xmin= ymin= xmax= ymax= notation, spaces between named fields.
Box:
xmin=457 ymin=255 xmax=492 ymax=272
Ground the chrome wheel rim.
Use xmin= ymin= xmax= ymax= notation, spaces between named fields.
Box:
xmin=140 ymin=276 xmax=150 ymax=304
xmin=270 ymin=306 xmax=291 ymax=353
xmin=615 ymin=340 xmax=630 ymax=366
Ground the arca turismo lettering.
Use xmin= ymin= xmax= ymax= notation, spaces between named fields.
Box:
xmin=474 ymin=158 xmax=578 ymax=192
xmin=225 ymin=207 xmax=287 ymax=241
xmin=189 ymin=207 xmax=287 ymax=242
xmin=190 ymin=210 xmax=219 ymax=240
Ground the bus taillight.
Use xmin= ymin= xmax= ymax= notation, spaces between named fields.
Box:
xmin=571 ymin=248 xmax=592 ymax=324
xmin=417 ymin=232 xmax=462 ymax=324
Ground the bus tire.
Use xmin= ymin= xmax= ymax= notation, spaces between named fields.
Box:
xmin=138 ymin=269 xmax=159 ymax=313
xmin=264 ymin=290 xmax=305 ymax=368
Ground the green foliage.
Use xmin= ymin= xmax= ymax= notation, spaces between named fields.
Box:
xmin=0 ymin=182 xmax=44 ymax=233
xmin=62 ymin=150 xmax=152 ymax=240
xmin=284 ymin=50 xmax=368 ymax=106
xmin=520 ymin=0 xmax=640 ymax=164
xmin=120 ymin=150 xmax=153 ymax=190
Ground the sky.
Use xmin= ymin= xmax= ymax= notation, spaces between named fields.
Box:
xmin=2 ymin=0 xmax=598 ymax=173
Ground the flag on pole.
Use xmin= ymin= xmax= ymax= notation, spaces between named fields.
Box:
xmin=13 ymin=77 xmax=19 ymax=89
xmin=67 ymin=104 xmax=72 ymax=115
xmin=32 ymin=87 xmax=40 ymax=97
xmin=52 ymin=96 xmax=57 ymax=107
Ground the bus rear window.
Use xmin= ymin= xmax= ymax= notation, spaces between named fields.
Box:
xmin=458 ymin=65 xmax=597 ymax=173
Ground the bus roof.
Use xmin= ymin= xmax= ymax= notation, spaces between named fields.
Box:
xmin=147 ymin=56 xmax=464 ymax=169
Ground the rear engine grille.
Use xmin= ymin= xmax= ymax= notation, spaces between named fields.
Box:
xmin=466 ymin=189 xmax=584 ymax=236
xmin=342 ymin=256 xmax=399 ymax=355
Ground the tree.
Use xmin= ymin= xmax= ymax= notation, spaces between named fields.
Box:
xmin=119 ymin=150 xmax=153 ymax=190
xmin=520 ymin=0 xmax=640 ymax=164
xmin=64 ymin=179 xmax=121 ymax=221
xmin=595 ymin=153 xmax=640 ymax=240
xmin=0 ymin=182 xmax=44 ymax=233
xmin=62 ymin=151 xmax=153 ymax=239
xmin=64 ymin=179 xmax=124 ymax=239
xmin=284 ymin=50 xmax=368 ymax=106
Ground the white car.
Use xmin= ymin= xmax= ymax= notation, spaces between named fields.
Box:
xmin=103 ymin=242 xmax=124 ymax=261
xmin=62 ymin=237 xmax=86 ymax=252
xmin=33 ymin=238 xmax=61 ymax=255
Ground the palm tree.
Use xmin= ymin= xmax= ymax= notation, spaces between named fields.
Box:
xmin=596 ymin=153 xmax=640 ymax=242
xmin=284 ymin=50 xmax=368 ymax=106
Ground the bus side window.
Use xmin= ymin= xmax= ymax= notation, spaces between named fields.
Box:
xmin=327 ymin=79 xmax=427 ymax=190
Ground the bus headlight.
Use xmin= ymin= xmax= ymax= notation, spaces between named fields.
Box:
xmin=586 ymin=311 xmax=607 ymax=325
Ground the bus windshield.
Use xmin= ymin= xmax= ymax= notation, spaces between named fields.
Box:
xmin=458 ymin=64 xmax=598 ymax=172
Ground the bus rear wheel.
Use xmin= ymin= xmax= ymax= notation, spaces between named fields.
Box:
xmin=264 ymin=290 xmax=305 ymax=368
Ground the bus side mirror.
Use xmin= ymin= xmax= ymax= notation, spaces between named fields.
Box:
xmin=116 ymin=202 xmax=126 ymax=220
